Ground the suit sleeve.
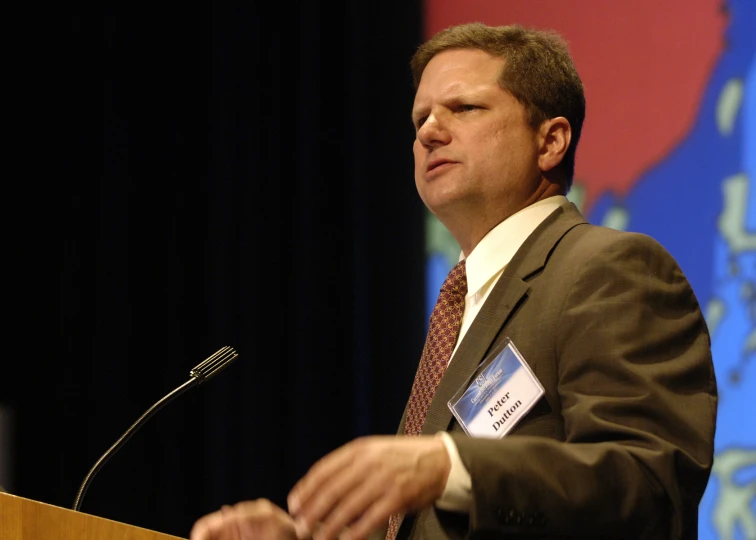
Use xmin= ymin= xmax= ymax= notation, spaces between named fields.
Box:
xmin=450 ymin=232 xmax=717 ymax=538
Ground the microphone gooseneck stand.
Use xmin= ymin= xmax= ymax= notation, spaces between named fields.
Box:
xmin=72 ymin=346 xmax=239 ymax=512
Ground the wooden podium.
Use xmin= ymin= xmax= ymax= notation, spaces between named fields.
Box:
xmin=0 ymin=492 xmax=186 ymax=540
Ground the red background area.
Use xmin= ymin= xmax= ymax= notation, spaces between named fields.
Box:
xmin=425 ymin=0 xmax=726 ymax=209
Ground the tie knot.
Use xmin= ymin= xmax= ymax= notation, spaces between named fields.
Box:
xmin=441 ymin=259 xmax=467 ymax=298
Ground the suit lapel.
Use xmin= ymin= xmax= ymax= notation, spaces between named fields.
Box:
xmin=421 ymin=275 xmax=528 ymax=435
xmin=420 ymin=202 xmax=587 ymax=435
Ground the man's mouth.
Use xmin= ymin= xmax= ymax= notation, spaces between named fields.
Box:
xmin=427 ymin=159 xmax=458 ymax=173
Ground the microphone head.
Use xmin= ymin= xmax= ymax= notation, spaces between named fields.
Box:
xmin=190 ymin=346 xmax=239 ymax=383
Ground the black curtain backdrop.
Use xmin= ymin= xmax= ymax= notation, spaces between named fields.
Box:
xmin=5 ymin=6 xmax=424 ymax=537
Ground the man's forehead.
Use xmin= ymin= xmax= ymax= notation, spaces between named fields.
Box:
xmin=413 ymin=82 xmax=469 ymax=114
xmin=415 ymin=50 xmax=504 ymax=91
xmin=413 ymin=64 xmax=505 ymax=112
xmin=415 ymin=79 xmax=467 ymax=100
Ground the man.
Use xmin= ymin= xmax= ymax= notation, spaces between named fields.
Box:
xmin=191 ymin=23 xmax=716 ymax=540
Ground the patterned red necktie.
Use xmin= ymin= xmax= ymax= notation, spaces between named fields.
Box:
xmin=386 ymin=259 xmax=468 ymax=539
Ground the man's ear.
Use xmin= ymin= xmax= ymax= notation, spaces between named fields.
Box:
xmin=538 ymin=117 xmax=571 ymax=173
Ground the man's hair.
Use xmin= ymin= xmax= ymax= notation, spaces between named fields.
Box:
xmin=411 ymin=23 xmax=585 ymax=186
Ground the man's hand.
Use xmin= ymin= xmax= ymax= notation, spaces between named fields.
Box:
xmin=190 ymin=499 xmax=298 ymax=540
xmin=287 ymin=435 xmax=450 ymax=540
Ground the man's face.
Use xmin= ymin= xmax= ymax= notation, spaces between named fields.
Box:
xmin=412 ymin=49 xmax=542 ymax=232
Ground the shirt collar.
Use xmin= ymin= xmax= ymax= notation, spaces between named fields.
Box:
xmin=461 ymin=196 xmax=568 ymax=300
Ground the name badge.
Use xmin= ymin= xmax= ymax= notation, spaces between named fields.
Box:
xmin=448 ymin=339 xmax=544 ymax=438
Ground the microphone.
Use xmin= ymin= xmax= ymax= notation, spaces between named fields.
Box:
xmin=72 ymin=346 xmax=239 ymax=512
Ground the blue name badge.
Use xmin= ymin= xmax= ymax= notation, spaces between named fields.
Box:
xmin=448 ymin=339 xmax=544 ymax=438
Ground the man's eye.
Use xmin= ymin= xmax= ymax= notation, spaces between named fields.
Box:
xmin=459 ymin=104 xmax=479 ymax=112
xmin=415 ymin=117 xmax=428 ymax=129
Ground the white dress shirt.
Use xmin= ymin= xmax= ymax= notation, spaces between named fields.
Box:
xmin=434 ymin=195 xmax=568 ymax=512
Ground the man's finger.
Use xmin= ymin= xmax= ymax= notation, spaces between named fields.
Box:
xmin=189 ymin=509 xmax=226 ymax=540
xmin=190 ymin=499 xmax=297 ymax=540
xmin=293 ymin=456 xmax=372 ymax=536
xmin=288 ymin=440 xmax=360 ymax=514
xmin=313 ymin=476 xmax=388 ymax=540
xmin=342 ymin=494 xmax=400 ymax=540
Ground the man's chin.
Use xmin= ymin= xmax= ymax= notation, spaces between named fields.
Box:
xmin=421 ymin=194 xmax=480 ymax=225
xmin=417 ymin=180 xmax=469 ymax=210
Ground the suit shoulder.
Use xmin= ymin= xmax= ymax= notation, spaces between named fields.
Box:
xmin=547 ymin=223 xmax=696 ymax=292
xmin=560 ymin=223 xmax=674 ymax=261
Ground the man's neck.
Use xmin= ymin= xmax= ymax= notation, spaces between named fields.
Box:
xmin=452 ymin=182 xmax=567 ymax=256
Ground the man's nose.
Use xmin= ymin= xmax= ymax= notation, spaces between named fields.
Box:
xmin=417 ymin=113 xmax=451 ymax=148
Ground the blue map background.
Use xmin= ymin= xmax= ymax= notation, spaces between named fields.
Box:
xmin=424 ymin=2 xmax=755 ymax=536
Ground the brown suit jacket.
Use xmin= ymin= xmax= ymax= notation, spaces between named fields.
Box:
xmin=396 ymin=202 xmax=717 ymax=539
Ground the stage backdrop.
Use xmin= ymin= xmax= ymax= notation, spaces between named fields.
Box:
xmin=422 ymin=1 xmax=755 ymax=539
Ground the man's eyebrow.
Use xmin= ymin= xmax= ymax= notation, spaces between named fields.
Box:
xmin=411 ymin=84 xmax=488 ymax=122
xmin=411 ymin=106 xmax=427 ymax=120
xmin=412 ymin=89 xmax=465 ymax=113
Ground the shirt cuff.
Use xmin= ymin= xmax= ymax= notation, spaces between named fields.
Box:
xmin=434 ymin=432 xmax=472 ymax=512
